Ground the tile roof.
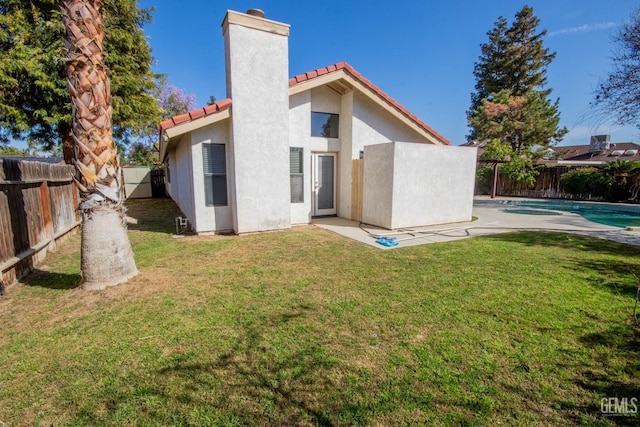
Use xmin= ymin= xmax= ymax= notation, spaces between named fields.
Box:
xmin=159 ymin=98 xmax=232 ymax=131
xmin=159 ymin=62 xmax=448 ymax=145
xmin=290 ymin=62 xmax=450 ymax=145
xmin=554 ymin=142 xmax=640 ymax=162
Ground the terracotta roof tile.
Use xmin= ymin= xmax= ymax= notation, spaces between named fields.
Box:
xmin=217 ymin=98 xmax=232 ymax=110
xmin=290 ymin=61 xmax=449 ymax=144
xmin=160 ymin=62 xmax=449 ymax=145
xmin=172 ymin=113 xmax=191 ymax=125
xmin=203 ymin=104 xmax=218 ymax=114
xmin=189 ymin=109 xmax=206 ymax=120
xmin=159 ymin=98 xmax=232 ymax=131
xmin=159 ymin=119 xmax=174 ymax=130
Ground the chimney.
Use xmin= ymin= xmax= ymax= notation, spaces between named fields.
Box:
xmin=590 ymin=135 xmax=611 ymax=152
xmin=221 ymin=10 xmax=291 ymax=233
xmin=245 ymin=8 xmax=265 ymax=18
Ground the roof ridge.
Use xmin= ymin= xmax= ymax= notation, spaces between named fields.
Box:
xmin=289 ymin=62 xmax=449 ymax=145
xmin=160 ymin=62 xmax=450 ymax=146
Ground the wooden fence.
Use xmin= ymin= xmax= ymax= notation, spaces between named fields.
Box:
xmin=483 ymin=165 xmax=640 ymax=202
xmin=497 ymin=166 xmax=579 ymax=199
xmin=0 ymin=158 xmax=80 ymax=287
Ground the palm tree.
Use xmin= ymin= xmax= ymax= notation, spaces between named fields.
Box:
xmin=62 ymin=0 xmax=137 ymax=289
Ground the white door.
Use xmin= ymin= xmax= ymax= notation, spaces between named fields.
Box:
xmin=313 ymin=153 xmax=337 ymax=216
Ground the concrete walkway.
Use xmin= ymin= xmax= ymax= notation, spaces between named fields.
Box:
xmin=313 ymin=196 xmax=640 ymax=249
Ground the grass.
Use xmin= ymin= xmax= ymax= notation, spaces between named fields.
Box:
xmin=1 ymin=198 xmax=639 ymax=426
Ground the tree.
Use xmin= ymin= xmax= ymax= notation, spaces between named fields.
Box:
xmin=62 ymin=0 xmax=137 ymax=290
xmin=127 ymin=77 xmax=195 ymax=166
xmin=0 ymin=0 xmax=160 ymax=162
xmin=468 ymin=5 xmax=567 ymax=185
xmin=0 ymin=145 xmax=27 ymax=156
xmin=592 ymin=8 xmax=640 ymax=130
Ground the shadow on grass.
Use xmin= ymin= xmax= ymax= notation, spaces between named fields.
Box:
xmin=20 ymin=268 xmax=81 ymax=290
xmin=125 ymin=198 xmax=185 ymax=234
xmin=125 ymin=307 xmax=362 ymax=425
xmin=570 ymin=327 xmax=640 ymax=426
xmin=573 ymin=257 xmax=640 ymax=299
xmin=484 ymin=231 xmax=640 ymax=298
xmin=482 ymin=230 xmax=640 ymax=257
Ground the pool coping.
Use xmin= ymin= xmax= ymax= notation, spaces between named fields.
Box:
xmin=313 ymin=196 xmax=640 ymax=249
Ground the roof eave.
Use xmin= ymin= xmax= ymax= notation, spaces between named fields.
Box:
xmin=289 ymin=67 xmax=449 ymax=146
xmin=159 ymin=108 xmax=231 ymax=162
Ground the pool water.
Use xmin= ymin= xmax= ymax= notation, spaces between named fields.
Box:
xmin=502 ymin=200 xmax=640 ymax=228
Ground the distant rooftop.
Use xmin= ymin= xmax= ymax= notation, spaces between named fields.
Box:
xmin=0 ymin=156 xmax=64 ymax=164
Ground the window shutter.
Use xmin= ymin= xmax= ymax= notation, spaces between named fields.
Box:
xmin=290 ymin=147 xmax=303 ymax=174
xmin=203 ymin=143 xmax=227 ymax=206
xmin=203 ymin=144 xmax=226 ymax=174
xmin=290 ymin=147 xmax=304 ymax=203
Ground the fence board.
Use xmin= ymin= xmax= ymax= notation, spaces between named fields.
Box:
xmin=496 ymin=166 xmax=606 ymax=200
xmin=0 ymin=158 xmax=78 ymax=287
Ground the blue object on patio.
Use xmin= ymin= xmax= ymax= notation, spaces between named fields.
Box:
xmin=376 ymin=237 xmax=398 ymax=247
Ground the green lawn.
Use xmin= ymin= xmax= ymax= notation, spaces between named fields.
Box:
xmin=1 ymin=198 xmax=639 ymax=426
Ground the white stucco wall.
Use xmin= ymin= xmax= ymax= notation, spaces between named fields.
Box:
xmin=288 ymin=86 xmax=445 ymax=223
xmin=171 ymin=134 xmax=195 ymax=229
xmin=289 ymin=91 xmax=312 ymax=225
xmin=224 ymin=16 xmax=291 ymax=234
xmin=352 ymin=92 xmax=431 ymax=154
xmin=363 ymin=142 xmax=477 ymax=229
xmin=189 ymin=120 xmax=233 ymax=233
xmin=288 ymin=88 xmax=341 ymax=225
xmin=341 ymin=92 xmax=434 ymax=220
xmin=361 ymin=143 xmax=395 ymax=228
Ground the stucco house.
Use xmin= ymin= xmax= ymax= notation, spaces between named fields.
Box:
xmin=159 ymin=9 xmax=477 ymax=234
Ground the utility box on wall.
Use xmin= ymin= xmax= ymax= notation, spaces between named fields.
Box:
xmin=362 ymin=142 xmax=477 ymax=229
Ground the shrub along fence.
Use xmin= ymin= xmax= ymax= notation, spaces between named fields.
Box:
xmin=477 ymin=164 xmax=640 ymax=203
xmin=0 ymin=158 xmax=80 ymax=288
xmin=497 ymin=166 xmax=581 ymax=200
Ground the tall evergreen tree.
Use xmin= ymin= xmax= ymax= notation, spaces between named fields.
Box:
xmin=0 ymin=0 xmax=160 ymax=160
xmin=468 ymin=5 xmax=567 ymax=185
xmin=468 ymin=6 xmax=558 ymax=139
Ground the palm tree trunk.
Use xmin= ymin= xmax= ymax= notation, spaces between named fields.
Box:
xmin=62 ymin=0 xmax=137 ymax=290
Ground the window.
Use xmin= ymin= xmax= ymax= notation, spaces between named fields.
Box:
xmin=203 ymin=143 xmax=227 ymax=206
xmin=311 ymin=112 xmax=339 ymax=138
xmin=290 ymin=147 xmax=304 ymax=203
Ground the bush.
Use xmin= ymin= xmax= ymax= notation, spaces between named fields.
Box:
xmin=560 ymin=168 xmax=613 ymax=199
xmin=475 ymin=165 xmax=495 ymax=194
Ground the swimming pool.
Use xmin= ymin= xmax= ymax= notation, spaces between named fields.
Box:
xmin=500 ymin=199 xmax=640 ymax=228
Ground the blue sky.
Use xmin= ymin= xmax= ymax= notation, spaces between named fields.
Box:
xmin=84 ymin=1 xmax=640 ymax=147
xmin=137 ymin=0 xmax=639 ymax=146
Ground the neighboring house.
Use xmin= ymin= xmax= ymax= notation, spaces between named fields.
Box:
xmin=464 ymin=136 xmax=640 ymax=166
xmin=159 ymin=9 xmax=477 ymax=234
xmin=548 ymin=137 xmax=640 ymax=166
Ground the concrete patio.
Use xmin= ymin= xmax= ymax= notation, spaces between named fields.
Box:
xmin=312 ymin=196 xmax=640 ymax=249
